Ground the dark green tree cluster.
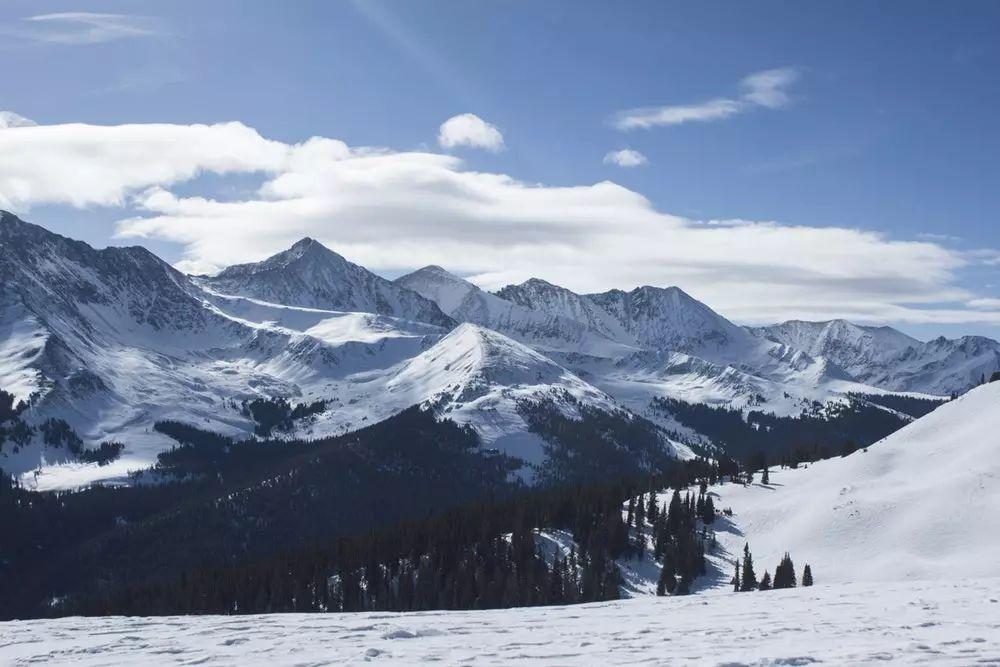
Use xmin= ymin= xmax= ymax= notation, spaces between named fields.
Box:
xmin=651 ymin=489 xmax=709 ymax=595
xmin=239 ymin=397 xmax=328 ymax=437
xmin=0 ymin=389 xmax=31 ymax=453
xmin=652 ymin=395 xmax=925 ymax=464
xmin=0 ymin=390 xmax=124 ymax=464
xmin=4 ymin=401 xmax=718 ymax=620
xmin=732 ymin=545 xmax=809 ymax=593
xmin=773 ymin=553 xmax=797 ymax=589
xmin=73 ymin=478 xmax=676 ymax=616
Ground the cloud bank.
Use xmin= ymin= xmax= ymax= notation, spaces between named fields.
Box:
xmin=0 ymin=114 xmax=996 ymax=327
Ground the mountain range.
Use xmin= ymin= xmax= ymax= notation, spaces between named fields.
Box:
xmin=2 ymin=211 xmax=997 ymax=489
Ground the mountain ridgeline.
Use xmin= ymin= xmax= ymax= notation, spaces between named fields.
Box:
xmin=1 ymin=210 xmax=995 ymax=492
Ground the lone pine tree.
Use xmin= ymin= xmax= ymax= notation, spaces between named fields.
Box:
xmin=802 ymin=564 xmax=813 ymax=587
xmin=740 ymin=543 xmax=758 ymax=592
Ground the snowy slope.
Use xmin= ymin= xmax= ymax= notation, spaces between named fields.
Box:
xmin=295 ymin=323 xmax=690 ymax=476
xmin=757 ymin=319 xmax=1000 ymax=395
xmin=4 ymin=579 xmax=999 ymax=665
xmin=202 ymin=239 xmax=454 ymax=328
xmin=709 ymin=380 xmax=1000 ymax=584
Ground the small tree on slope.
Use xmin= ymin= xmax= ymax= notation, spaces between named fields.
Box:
xmin=773 ymin=552 xmax=797 ymax=589
xmin=740 ymin=543 xmax=758 ymax=592
xmin=802 ymin=564 xmax=813 ymax=587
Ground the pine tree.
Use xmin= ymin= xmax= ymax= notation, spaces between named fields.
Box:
xmin=758 ymin=570 xmax=771 ymax=591
xmin=656 ymin=560 xmax=675 ymax=596
xmin=732 ymin=559 xmax=741 ymax=593
xmin=802 ymin=564 xmax=813 ymax=587
xmin=773 ymin=552 xmax=797 ymax=589
xmin=702 ymin=495 xmax=716 ymax=524
xmin=666 ymin=489 xmax=682 ymax=536
xmin=740 ymin=543 xmax=758 ymax=591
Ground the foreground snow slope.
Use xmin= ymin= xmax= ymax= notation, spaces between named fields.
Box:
xmin=3 ymin=579 xmax=998 ymax=665
xmin=709 ymin=380 xmax=1000 ymax=584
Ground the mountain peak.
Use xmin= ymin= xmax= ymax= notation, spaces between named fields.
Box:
xmin=289 ymin=236 xmax=320 ymax=252
xmin=405 ymin=264 xmax=465 ymax=282
xmin=203 ymin=241 xmax=454 ymax=327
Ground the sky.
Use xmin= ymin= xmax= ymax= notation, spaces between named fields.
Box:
xmin=1 ymin=1 xmax=999 ymax=339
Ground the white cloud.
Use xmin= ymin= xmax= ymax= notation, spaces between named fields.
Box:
xmin=0 ymin=116 xmax=992 ymax=326
xmin=0 ymin=111 xmax=36 ymax=129
xmin=967 ymin=298 xmax=1000 ymax=310
xmin=0 ymin=121 xmax=288 ymax=209
xmin=438 ymin=113 xmax=505 ymax=152
xmin=603 ymin=149 xmax=649 ymax=168
xmin=740 ymin=67 xmax=799 ymax=108
xmin=613 ymin=67 xmax=799 ymax=130
xmin=8 ymin=12 xmax=160 ymax=45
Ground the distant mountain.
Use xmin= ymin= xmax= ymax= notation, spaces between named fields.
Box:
xmin=396 ymin=266 xmax=633 ymax=357
xmin=202 ymin=239 xmax=454 ymax=328
xmin=491 ymin=279 xmax=848 ymax=416
xmin=5 ymin=212 xmax=995 ymax=491
xmin=1 ymin=215 xmax=679 ymax=489
xmin=496 ymin=278 xmax=634 ymax=343
xmin=756 ymin=319 xmax=1000 ymax=395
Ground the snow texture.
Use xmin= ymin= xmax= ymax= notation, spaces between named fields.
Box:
xmin=2 ymin=579 xmax=999 ymax=665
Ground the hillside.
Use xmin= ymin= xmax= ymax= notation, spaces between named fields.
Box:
xmin=709 ymin=380 xmax=1000 ymax=584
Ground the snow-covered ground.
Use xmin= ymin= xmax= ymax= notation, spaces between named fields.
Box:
xmin=706 ymin=380 xmax=1000 ymax=585
xmin=3 ymin=579 xmax=999 ymax=665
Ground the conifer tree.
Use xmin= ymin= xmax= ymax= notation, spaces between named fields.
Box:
xmin=666 ymin=489 xmax=682 ymax=536
xmin=773 ymin=552 xmax=797 ymax=589
xmin=759 ymin=570 xmax=771 ymax=591
xmin=732 ymin=559 xmax=741 ymax=592
xmin=702 ymin=495 xmax=716 ymax=524
xmin=740 ymin=543 xmax=758 ymax=591
xmin=802 ymin=564 xmax=813 ymax=587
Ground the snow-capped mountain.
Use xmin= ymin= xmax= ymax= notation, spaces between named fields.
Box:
xmin=202 ymin=238 xmax=454 ymax=328
xmin=0 ymin=214 xmax=677 ymax=488
xmin=4 ymin=212 xmax=997 ymax=490
xmin=496 ymin=278 xmax=635 ymax=343
xmin=395 ymin=266 xmax=635 ymax=357
xmin=756 ymin=319 xmax=1000 ymax=395
xmin=487 ymin=279 xmax=856 ymax=415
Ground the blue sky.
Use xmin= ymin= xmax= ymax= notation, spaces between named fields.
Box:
xmin=1 ymin=1 xmax=999 ymax=338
